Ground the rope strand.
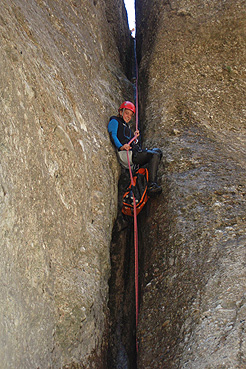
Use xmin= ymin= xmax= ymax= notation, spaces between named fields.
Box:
xmin=126 ymin=37 xmax=140 ymax=353
xmin=126 ymin=150 xmax=139 ymax=352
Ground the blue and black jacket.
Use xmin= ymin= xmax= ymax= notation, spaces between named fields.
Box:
xmin=108 ymin=116 xmax=140 ymax=152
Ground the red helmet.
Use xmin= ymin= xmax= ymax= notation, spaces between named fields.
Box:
xmin=118 ymin=101 xmax=136 ymax=114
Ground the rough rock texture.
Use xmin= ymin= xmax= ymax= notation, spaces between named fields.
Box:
xmin=136 ymin=0 xmax=246 ymax=368
xmin=0 ymin=0 xmax=132 ymax=368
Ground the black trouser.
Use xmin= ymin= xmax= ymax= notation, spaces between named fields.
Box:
xmin=132 ymin=148 xmax=162 ymax=183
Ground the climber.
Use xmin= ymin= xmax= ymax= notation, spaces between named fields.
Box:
xmin=108 ymin=101 xmax=162 ymax=196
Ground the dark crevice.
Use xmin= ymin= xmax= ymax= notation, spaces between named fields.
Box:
xmin=107 ymin=168 xmax=151 ymax=369
xmin=105 ymin=2 xmax=134 ymax=80
xmin=107 ymin=172 xmax=138 ymax=369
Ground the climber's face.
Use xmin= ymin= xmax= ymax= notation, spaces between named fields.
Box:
xmin=122 ymin=108 xmax=134 ymax=123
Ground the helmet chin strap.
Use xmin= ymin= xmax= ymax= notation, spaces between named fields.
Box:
xmin=122 ymin=108 xmax=126 ymax=122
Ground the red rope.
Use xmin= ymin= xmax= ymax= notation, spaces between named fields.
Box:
xmin=126 ymin=39 xmax=140 ymax=352
xmin=126 ymin=150 xmax=139 ymax=352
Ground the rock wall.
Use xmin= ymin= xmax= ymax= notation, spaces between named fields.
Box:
xmin=136 ymin=0 xmax=246 ymax=368
xmin=0 ymin=0 xmax=132 ymax=368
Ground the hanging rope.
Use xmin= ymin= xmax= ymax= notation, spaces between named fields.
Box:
xmin=134 ymin=39 xmax=139 ymax=132
xmin=126 ymin=150 xmax=139 ymax=351
xmin=126 ymin=38 xmax=140 ymax=352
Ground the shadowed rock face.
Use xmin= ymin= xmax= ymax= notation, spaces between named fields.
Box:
xmin=106 ymin=0 xmax=134 ymax=79
xmin=136 ymin=0 xmax=246 ymax=368
xmin=0 ymin=0 xmax=132 ymax=368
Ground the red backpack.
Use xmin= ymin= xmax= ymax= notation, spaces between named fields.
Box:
xmin=122 ymin=168 xmax=149 ymax=217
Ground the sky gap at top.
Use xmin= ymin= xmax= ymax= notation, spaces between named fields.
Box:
xmin=124 ymin=0 xmax=136 ymax=37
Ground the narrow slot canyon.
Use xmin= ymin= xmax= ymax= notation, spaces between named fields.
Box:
xmin=106 ymin=30 xmax=167 ymax=367
xmin=0 ymin=0 xmax=245 ymax=368
xmin=106 ymin=34 xmax=140 ymax=366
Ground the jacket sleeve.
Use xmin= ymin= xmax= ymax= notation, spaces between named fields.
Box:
xmin=108 ymin=119 xmax=122 ymax=149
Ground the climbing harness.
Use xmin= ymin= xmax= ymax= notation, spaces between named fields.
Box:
xmin=122 ymin=167 xmax=149 ymax=217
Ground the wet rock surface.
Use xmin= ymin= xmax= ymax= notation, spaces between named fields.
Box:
xmin=0 ymin=0 xmax=132 ymax=368
xmin=136 ymin=0 xmax=246 ymax=368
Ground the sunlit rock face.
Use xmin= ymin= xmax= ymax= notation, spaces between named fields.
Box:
xmin=0 ymin=0 xmax=132 ymax=368
xmin=136 ymin=1 xmax=246 ymax=368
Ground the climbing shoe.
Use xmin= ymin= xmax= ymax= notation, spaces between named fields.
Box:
xmin=147 ymin=182 xmax=162 ymax=196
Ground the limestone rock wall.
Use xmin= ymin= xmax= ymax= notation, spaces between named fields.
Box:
xmin=136 ymin=0 xmax=246 ymax=368
xmin=0 ymin=0 xmax=132 ymax=368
